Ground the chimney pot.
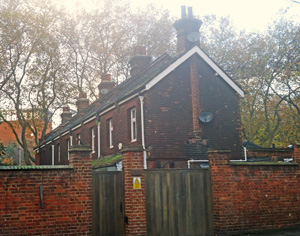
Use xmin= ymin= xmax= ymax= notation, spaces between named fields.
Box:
xmin=63 ymin=106 xmax=70 ymax=112
xmin=188 ymin=7 xmax=193 ymax=18
xmin=76 ymin=92 xmax=89 ymax=113
xmin=79 ymin=92 xmax=87 ymax=99
xmin=181 ymin=5 xmax=187 ymax=18
xmin=133 ymin=45 xmax=146 ymax=56
xmin=101 ymin=73 xmax=112 ymax=81
xmin=98 ymin=74 xmax=115 ymax=99
xmin=173 ymin=7 xmax=202 ymax=53
xmin=129 ymin=45 xmax=152 ymax=77
xmin=61 ymin=106 xmax=72 ymax=124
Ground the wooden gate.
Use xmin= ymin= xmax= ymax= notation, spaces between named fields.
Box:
xmin=145 ymin=169 xmax=213 ymax=236
xmin=92 ymin=171 xmax=124 ymax=236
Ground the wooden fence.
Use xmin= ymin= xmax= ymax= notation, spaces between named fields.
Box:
xmin=145 ymin=169 xmax=213 ymax=236
xmin=92 ymin=171 xmax=125 ymax=236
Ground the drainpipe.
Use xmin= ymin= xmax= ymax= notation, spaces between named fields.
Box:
xmin=187 ymin=160 xmax=209 ymax=168
xmin=97 ymin=121 xmax=101 ymax=157
xmin=139 ymin=96 xmax=147 ymax=169
xmin=230 ymin=147 xmax=248 ymax=163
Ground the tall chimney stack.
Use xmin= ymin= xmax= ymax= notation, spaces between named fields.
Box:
xmin=129 ymin=46 xmax=152 ymax=77
xmin=173 ymin=6 xmax=202 ymax=53
xmin=61 ymin=106 xmax=72 ymax=124
xmin=98 ymin=74 xmax=115 ymax=99
xmin=76 ymin=92 xmax=89 ymax=113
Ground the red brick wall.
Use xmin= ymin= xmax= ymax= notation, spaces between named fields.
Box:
xmin=121 ymin=146 xmax=147 ymax=236
xmin=100 ymin=98 xmax=142 ymax=156
xmin=145 ymin=56 xmax=242 ymax=161
xmin=209 ymin=148 xmax=300 ymax=235
xmin=247 ymin=149 xmax=293 ymax=159
xmin=0 ymin=146 xmax=92 ymax=236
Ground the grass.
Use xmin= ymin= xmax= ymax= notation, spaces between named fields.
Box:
xmin=92 ymin=154 xmax=122 ymax=168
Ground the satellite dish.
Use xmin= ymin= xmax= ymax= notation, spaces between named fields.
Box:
xmin=187 ymin=32 xmax=200 ymax=42
xmin=199 ymin=112 xmax=213 ymax=123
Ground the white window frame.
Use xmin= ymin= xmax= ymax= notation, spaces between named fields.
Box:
xmin=91 ymin=127 xmax=95 ymax=153
xmin=77 ymin=134 xmax=81 ymax=145
xmin=130 ymin=107 xmax=137 ymax=142
xmin=97 ymin=122 xmax=101 ymax=157
xmin=109 ymin=118 xmax=113 ymax=148
xmin=67 ymin=139 xmax=70 ymax=161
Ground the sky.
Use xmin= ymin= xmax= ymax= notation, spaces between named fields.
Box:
xmin=57 ymin=0 xmax=300 ymax=32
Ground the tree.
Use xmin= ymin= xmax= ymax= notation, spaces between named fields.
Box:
xmin=0 ymin=0 xmax=72 ymax=164
xmin=200 ymin=15 xmax=300 ymax=147
xmin=61 ymin=1 xmax=175 ymax=101
xmin=0 ymin=0 xmax=176 ymax=164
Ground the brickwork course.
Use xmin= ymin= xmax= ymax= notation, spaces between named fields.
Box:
xmin=0 ymin=146 xmax=92 ymax=236
xmin=209 ymin=147 xmax=300 ymax=235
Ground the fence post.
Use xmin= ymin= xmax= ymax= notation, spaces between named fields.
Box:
xmin=121 ymin=145 xmax=146 ymax=236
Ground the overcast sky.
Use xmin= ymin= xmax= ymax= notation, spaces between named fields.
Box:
xmin=58 ymin=0 xmax=300 ymax=32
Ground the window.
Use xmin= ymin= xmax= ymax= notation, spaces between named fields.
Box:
xmin=91 ymin=127 xmax=95 ymax=153
xmin=97 ymin=122 xmax=101 ymax=157
xmin=77 ymin=133 xmax=81 ymax=145
xmin=130 ymin=107 xmax=137 ymax=142
xmin=57 ymin=143 xmax=61 ymax=163
xmin=67 ymin=139 xmax=70 ymax=160
xmin=108 ymin=118 xmax=113 ymax=148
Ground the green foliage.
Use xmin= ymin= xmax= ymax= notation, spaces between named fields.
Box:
xmin=201 ymin=15 xmax=300 ymax=147
xmin=0 ymin=0 xmax=175 ymax=164
xmin=92 ymin=154 xmax=122 ymax=168
xmin=0 ymin=143 xmax=16 ymax=165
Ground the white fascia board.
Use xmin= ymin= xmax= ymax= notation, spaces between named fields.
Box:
xmin=145 ymin=46 xmax=244 ymax=97
xmin=83 ymin=115 xmax=96 ymax=125
xmin=72 ymin=124 xmax=82 ymax=131
xmin=118 ymin=93 xmax=139 ymax=106
xmin=61 ymin=131 xmax=69 ymax=137
xmin=99 ymin=105 xmax=116 ymax=116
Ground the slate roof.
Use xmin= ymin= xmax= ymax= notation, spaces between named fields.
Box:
xmin=39 ymin=46 xmax=244 ymax=147
xmin=39 ymin=53 xmax=174 ymax=146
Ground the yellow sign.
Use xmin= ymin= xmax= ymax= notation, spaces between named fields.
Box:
xmin=133 ymin=177 xmax=141 ymax=189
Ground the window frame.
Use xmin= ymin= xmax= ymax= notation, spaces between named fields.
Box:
xmin=91 ymin=127 xmax=95 ymax=153
xmin=130 ymin=107 xmax=137 ymax=142
xmin=108 ymin=118 xmax=113 ymax=148
xmin=67 ymin=139 xmax=70 ymax=161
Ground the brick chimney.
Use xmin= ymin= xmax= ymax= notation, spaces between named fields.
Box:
xmin=129 ymin=46 xmax=152 ymax=77
xmin=98 ymin=74 xmax=115 ymax=99
xmin=76 ymin=92 xmax=89 ymax=113
xmin=173 ymin=6 xmax=202 ymax=53
xmin=61 ymin=106 xmax=72 ymax=124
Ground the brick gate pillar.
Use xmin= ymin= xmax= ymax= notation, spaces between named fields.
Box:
xmin=69 ymin=145 xmax=93 ymax=235
xmin=208 ymin=150 xmax=232 ymax=235
xmin=293 ymin=143 xmax=300 ymax=163
xmin=121 ymin=145 xmax=147 ymax=236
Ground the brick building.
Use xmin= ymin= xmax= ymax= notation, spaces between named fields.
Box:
xmin=37 ymin=6 xmax=244 ymax=167
xmin=0 ymin=110 xmax=51 ymax=164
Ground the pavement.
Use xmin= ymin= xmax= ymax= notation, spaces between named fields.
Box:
xmin=241 ymin=227 xmax=300 ymax=236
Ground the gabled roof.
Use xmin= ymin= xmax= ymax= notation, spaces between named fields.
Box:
xmin=146 ymin=46 xmax=244 ymax=97
xmin=39 ymin=46 xmax=244 ymax=146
